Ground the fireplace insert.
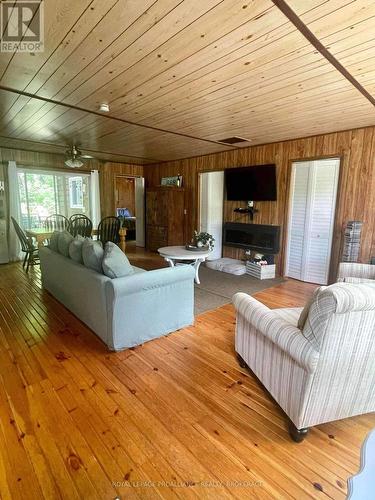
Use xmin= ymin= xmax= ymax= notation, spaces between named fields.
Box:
xmin=223 ymin=222 xmax=280 ymax=254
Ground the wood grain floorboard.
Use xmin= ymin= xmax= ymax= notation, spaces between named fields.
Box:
xmin=0 ymin=262 xmax=374 ymax=499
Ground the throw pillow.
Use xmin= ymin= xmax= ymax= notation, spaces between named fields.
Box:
xmin=82 ymin=239 xmax=104 ymax=273
xmin=49 ymin=231 xmax=60 ymax=252
xmin=58 ymin=230 xmax=74 ymax=257
xmin=102 ymin=242 xmax=134 ymax=279
xmin=69 ymin=235 xmax=85 ymax=263
xmin=297 ymin=286 xmax=325 ymax=330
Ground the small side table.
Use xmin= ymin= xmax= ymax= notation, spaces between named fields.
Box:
xmin=158 ymin=245 xmax=212 ymax=284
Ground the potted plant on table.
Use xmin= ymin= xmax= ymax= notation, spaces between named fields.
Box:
xmin=193 ymin=230 xmax=215 ymax=251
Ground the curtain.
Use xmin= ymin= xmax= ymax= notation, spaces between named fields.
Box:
xmin=7 ymin=161 xmax=22 ymax=261
xmin=90 ymin=170 xmax=101 ymax=228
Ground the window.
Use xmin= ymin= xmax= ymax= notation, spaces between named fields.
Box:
xmin=17 ymin=169 xmax=91 ymax=229
xmin=69 ymin=177 xmax=84 ymax=209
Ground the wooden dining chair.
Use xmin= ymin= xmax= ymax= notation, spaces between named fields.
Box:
xmin=68 ymin=214 xmax=93 ymax=238
xmin=44 ymin=214 xmax=69 ymax=232
xmin=11 ymin=217 xmax=39 ymax=272
xmin=97 ymin=216 xmax=121 ymax=246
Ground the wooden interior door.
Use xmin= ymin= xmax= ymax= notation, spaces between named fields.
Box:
xmin=115 ymin=176 xmax=135 ymax=215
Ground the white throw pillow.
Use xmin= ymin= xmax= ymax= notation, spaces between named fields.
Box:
xmin=49 ymin=231 xmax=60 ymax=252
xmin=58 ymin=230 xmax=74 ymax=257
xmin=82 ymin=239 xmax=104 ymax=273
xmin=69 ymin=235 xmax=85 ymax=263
xmin=297 ymin=286 xmax=326 ymax=330
xmin=102 ymin=242 xmax=134 ymax=279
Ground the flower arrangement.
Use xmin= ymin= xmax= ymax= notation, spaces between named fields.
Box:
xmin=193 ymin=230 xmax=215 ymax=250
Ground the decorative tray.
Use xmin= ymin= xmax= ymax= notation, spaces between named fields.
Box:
xmin=185 ymin=244 xmax=209 ymax=252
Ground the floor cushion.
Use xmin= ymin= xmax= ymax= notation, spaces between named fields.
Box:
xmin=206 ymin=258 xmax=246 ymax=275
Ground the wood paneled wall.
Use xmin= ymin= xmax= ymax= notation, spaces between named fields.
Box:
xmin=0 ymin=147 xmax=93 ymax=170
xmin=0 ymin=147 xmax=143 ymax=222
xmin=144 ymin=127 xmax=375 ymax=281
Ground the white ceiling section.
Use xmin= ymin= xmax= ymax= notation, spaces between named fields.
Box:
xmin=0 ymin=0 xmax=374 ymax=163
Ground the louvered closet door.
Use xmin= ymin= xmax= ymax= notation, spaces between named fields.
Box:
xmin=285 ymin=162 xmax=310 ymax=280
xmin=303 ymin=159 xmax=340 ymax=284
xmin=286 ymin=158 xmax=340 ymax=285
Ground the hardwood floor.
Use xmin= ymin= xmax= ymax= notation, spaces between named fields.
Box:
xmin=125 ymin=241 xmax=167 ymax=271
xmin=0 ymin=261 xmax=373 ymax=499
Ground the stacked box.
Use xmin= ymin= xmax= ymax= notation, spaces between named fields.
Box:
xmin=246 ymin=261 xmax=276 ymax=280
xmin=342 ymin=221 xmax=363 ymax=262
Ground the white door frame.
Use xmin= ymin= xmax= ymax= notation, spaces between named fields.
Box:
xmin=198 ymin=170 xmax=224 ymax=260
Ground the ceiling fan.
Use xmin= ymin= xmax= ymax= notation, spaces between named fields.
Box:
xmin=65 ymin=145 xmax=94 ymax=168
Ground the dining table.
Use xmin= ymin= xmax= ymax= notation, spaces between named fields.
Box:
xmin=25 ymin=227 xmax=127 ymax=253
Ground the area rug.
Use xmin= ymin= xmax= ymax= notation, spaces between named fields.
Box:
xmin=194 ymin=265 xmax=284 ymax=315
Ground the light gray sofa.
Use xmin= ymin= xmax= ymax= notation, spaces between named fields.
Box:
xmin=39 ymin=247 xmax=194 ymax=351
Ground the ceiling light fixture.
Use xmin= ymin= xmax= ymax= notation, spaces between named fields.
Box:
xmin=99 ymin=103 xmax=110 ymax=112
xmin=65 ymin=158 xmax=84 ymax=168
xmin=64 ymin=145 xmax=93 ymax=168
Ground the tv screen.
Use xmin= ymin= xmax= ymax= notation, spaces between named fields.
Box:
xmin=225 ymin=164 xmax=277 ymax=201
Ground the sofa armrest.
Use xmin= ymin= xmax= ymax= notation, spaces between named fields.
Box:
xmin=233 ymin=293 xmax=319 ymax=372
xmin=104 ymin=265 xmax=195 ymax=350
xmin=337 ymin=262 xmax=375 ymax=281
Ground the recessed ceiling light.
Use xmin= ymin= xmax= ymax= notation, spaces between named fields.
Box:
xmin=99 ymin=103 xmax=110 ymax=112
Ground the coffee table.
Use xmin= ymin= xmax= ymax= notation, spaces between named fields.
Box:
xmin=158 ymin=245 xmax=212 ymax=284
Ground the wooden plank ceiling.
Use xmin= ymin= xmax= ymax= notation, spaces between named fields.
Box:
xmin=0 ymin=0 xmax=374 ymax=164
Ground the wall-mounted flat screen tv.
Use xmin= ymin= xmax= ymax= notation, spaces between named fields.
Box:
xmin=225 ymin=164 xmax=277 ymax=201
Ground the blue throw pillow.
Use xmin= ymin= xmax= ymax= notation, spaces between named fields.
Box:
xmin=49 ymin=231 xmax=60 ymax=252
xmin=82 ymin=239 xmax=104 ymax=273
xmin=58 ymin=230 xmax=74 ymax=257
xmin=102 ymin=242 xmax=134 ymax=279
xmin=69 ymin=235 xmax=85 ymax=263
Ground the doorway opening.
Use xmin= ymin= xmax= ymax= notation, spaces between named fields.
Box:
xmin=115 ymin=175 xmax=145 ymax=247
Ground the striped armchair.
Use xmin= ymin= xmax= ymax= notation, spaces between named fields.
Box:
xmin=233 ymin=282 xmax=375 ymax=442
xmin=337 ymin=262 xmax=375 ymax=282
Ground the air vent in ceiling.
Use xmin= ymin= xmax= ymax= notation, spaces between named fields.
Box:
xmin=218 ymin=136 xmax=252 ymax=145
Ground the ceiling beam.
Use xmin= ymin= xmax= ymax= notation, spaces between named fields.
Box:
xmin=0 ymin=135 xmax=157 ymax=163
xmin=271 ymin=0 xmax=375 ymax=107
xmin=0 ymin=84 xmax=239 ymax=149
